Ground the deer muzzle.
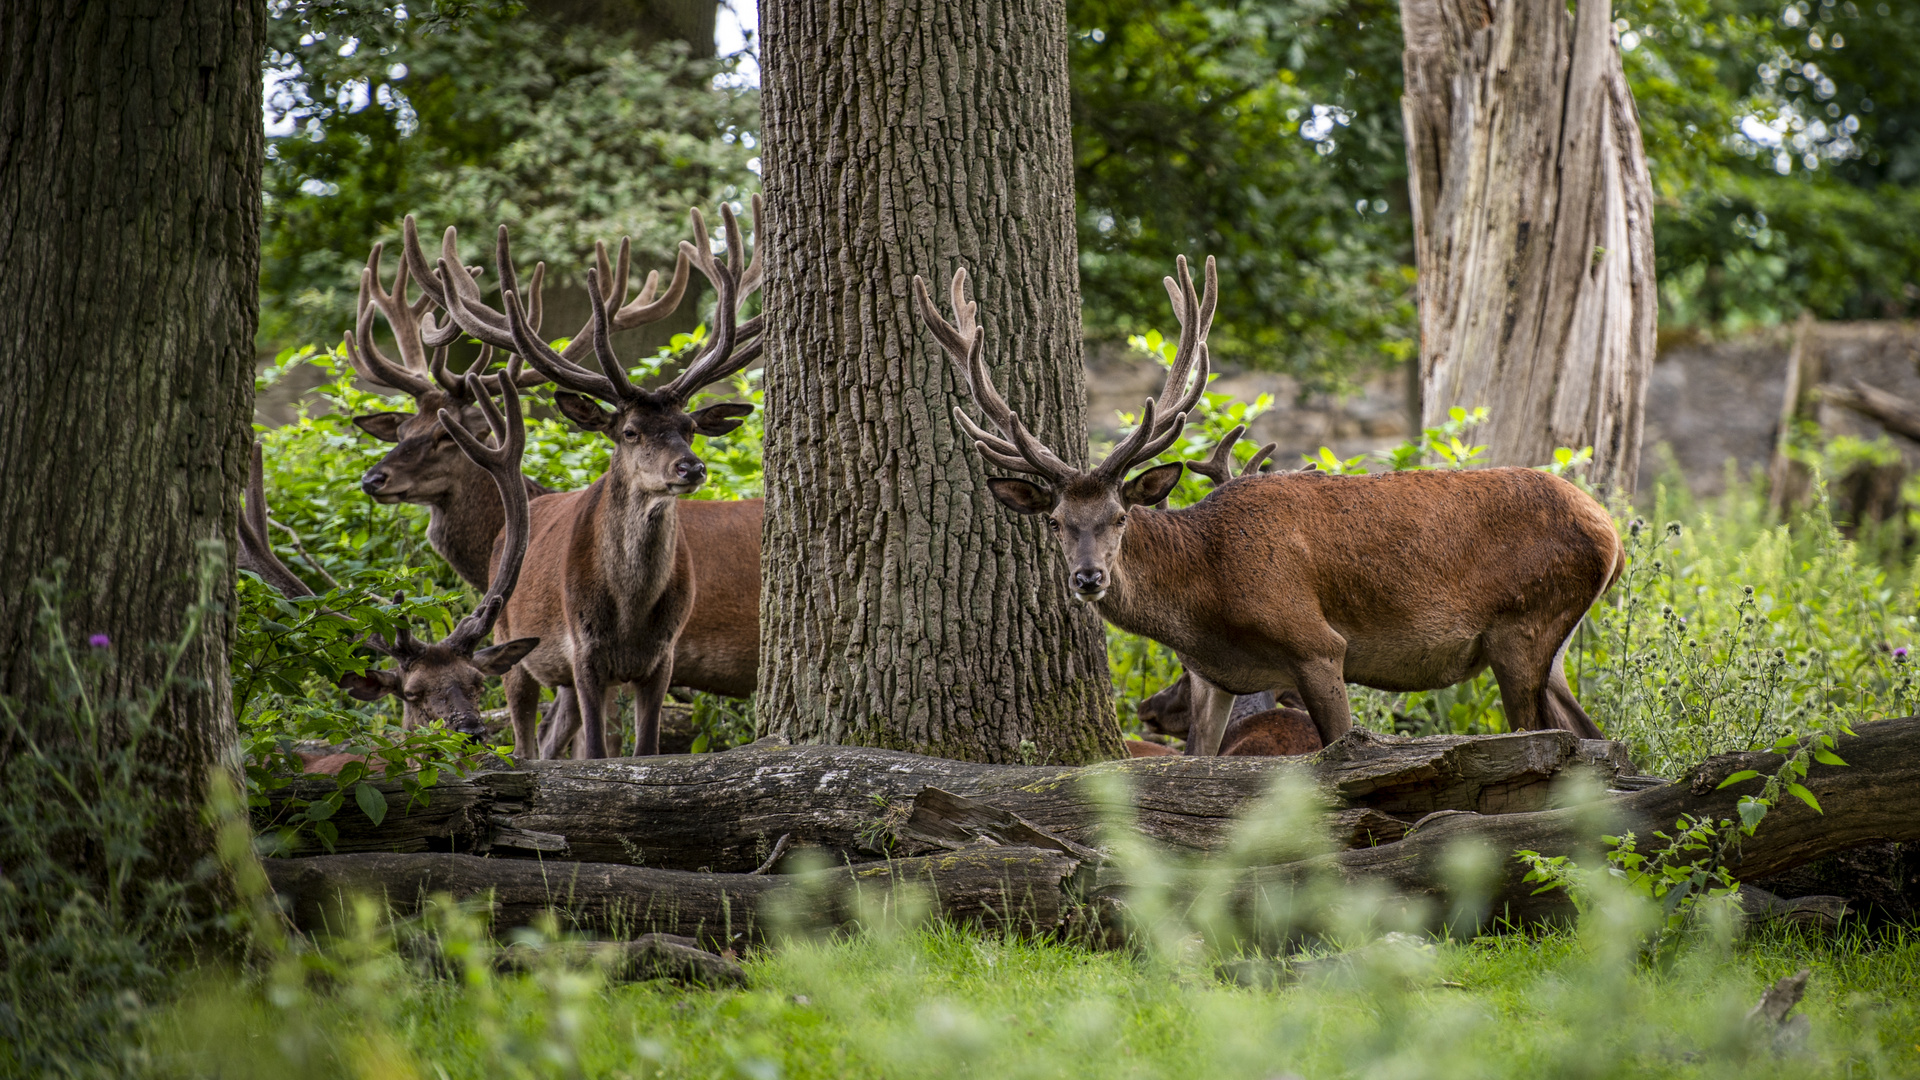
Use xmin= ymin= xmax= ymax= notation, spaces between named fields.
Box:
xmin=1069 ymin=568 xmax=1108 ymax=601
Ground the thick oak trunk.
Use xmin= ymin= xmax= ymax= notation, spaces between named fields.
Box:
xmin=756 ymin=0 xmax=1119 ymax=763
xmin=0 ymin=2 xmax=262 ymax=882
xmin=257 ymin=729 xmax=1633 ymax=869
xmin=1400 ymin=0 xmax=1657 ymax=492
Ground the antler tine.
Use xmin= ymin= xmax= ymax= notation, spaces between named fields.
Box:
xmin=347 ymin=273 xmax=434 ymax=396
xmin=660 ymin=205 xmax=749 ymax=400
xmin=736 ymin=193 xmax=765 ymax=309
xmin=418 ymin=264 xmax=483 ymax=349
xmin=585 ymin=265 xmax=639 ymax=400
xmin=1095 ymin=398 xmax=1163 ymax=481
xmin=363 ymin=242 xmax=435 ymax=374
xmin=612 ymin=246 xmax=691 ymax=328
xmin=439 ymin=374 xmax=529 ymax=652
xmin=1189 ymin=424 xmax=1246 ymax=487
xmin=1241 ymin=441 xmax=1277 ymax=477
xmin=1152 ymin=255 xmax=1217 ymax=424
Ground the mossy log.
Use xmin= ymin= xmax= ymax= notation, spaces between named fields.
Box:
xmin=256 ymin=729 xmax=1634 ymax=872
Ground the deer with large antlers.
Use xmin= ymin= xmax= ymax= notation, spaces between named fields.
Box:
xmin=347 ymin=210 xmax=765 ymax=756
xmin=336 ymin=373 xmax=542 ymax=739
xmin=913 ymin=257 xmax=1622 ymax=756
xmin=436 ymin=205 xmax=762 ymax=758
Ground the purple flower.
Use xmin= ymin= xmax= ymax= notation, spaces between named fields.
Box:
xmin=88 ymin=634 xmax=111 ymax=649
xmin=1896 ymin=646 xmax=1909 ymax=659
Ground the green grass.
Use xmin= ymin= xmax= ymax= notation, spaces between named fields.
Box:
xmin=141 ymin=917 xmax=1920 ymax=1079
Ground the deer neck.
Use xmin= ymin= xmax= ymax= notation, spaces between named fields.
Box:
xmin=592 ymin=474 xmax=683 ymax=608
xmin=1093 ymin=508 xmax=1213 ymax=652
xmin=427 ymin=468 xmax=549 ymax=592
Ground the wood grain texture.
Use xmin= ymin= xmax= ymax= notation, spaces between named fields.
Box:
xmin=257 ymin=729 xmax=1630 ymax=870
xmin=1399 ymin=0 xmax=1656 ymax=493
xmin=756 ymin=0 xmax=1120 ymax=763
xmin=0 ymin=1 xmax=262 ymax=879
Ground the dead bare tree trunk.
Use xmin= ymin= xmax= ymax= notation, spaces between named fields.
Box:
xmin=755 ymin=0 xmax=1120 ymax=763
xmin=1399 ymin=0 xmax=1657 ymax=493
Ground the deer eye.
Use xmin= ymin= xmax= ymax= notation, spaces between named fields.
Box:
xmin=1047 ymin=518 xmax=1060 ymax=532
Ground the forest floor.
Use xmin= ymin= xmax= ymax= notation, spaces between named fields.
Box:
xmin=143 ymin=916 xmax=1920 ymax=1079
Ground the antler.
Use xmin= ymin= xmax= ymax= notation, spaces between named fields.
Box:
xmin=1187 ymin=424 xmax=1277 ymax=488
xmin=661 ymin=201 xmax=764 ymax=401
xmin=911 ymin=268 xmax=1077 ymax=484
xmin=409 ymin=213 xmax=691 ymax=373
xmin=1093 ymin=254 xmax=1215 ymax=483
xmin=236 ymin=441 xmax=316 ymax=598
xmin=342 ymin=242 xmax=437 ymax=397
xmin=439 ymin=372 xmax=529 ymax=652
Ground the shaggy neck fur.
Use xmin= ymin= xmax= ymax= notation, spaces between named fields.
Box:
xmin=1091 ymin=507 xmax=1215 ymax=654
xmin=427 ymin=467 xmax=550 ymax=592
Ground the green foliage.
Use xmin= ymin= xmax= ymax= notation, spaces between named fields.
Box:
xmin=0 ymin=562 xmax=222 ymax=1077
xmin=262 ymin=3 xmax=758 ymax=343
xmin=1070 ymin=0 xmax=1418 ymax=390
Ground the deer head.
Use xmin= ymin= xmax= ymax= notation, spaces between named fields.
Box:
xmin=337 ymin=373 xmax=541 ymax=738
xmin=345 ymin=238 xmax=553 ymax=504
xmin=435 ymin=198 xmax=763 ymax=498
xmin=911 ymin=255 xmax=1216 ymax=602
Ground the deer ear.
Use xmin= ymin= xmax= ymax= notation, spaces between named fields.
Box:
xmin=986 ymin=478 xmax=1058 ymax=515
xmin=690 ymin=402 xmax=754 ymax=437
xmin=338 ymin=668 xmax=400 ymax=701
xmin=472 ymin=637 xmax=540 ymax=676
xmin=352 ymin=413 xmax=408 ymax=443
xmin=554 ymin=393 xmax=613 ymax=432
xmin=1121 ymin=462 xmax=1184 ymax=507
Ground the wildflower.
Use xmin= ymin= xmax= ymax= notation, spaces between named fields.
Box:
xmin=1896 ymin=646 xmax=1910 ymax=662
xmin=1666 ymin=521 xmax=1682 ymax=536
xmin=88 ymin=634 xmax=110 ymax=648
xmin=1743 ymin=585 xmax=1754 ymax=596
xmin=1630 ymin=519 xmax=1645 ymax=537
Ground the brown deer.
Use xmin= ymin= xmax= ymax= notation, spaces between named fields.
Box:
xmin=912 ymin=256 xmax=1622 ymax=756
xmin=335 ymin=372 xmax=542 ymax=740
xmin=352 ymin=215 xmax=765 ymax=754
xmin=435 ymin=205 xmax=761 ymax=758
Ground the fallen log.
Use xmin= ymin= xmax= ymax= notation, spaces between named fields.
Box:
xmin=257 ymin=729 xmax=1634 ymax=872
xmin=264 ymin=845 xmax=1089 ymax=948
xmin=1096 ymin=716 xmax=1920 ymax=942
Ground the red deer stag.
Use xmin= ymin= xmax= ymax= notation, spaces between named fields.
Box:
xmin=436 ymin=205 xmax=761 ymax=758
xmin=912 ymin=257 xmax=1622 ymax=755
xmin=335 ymin=373 xmax=541 ymax=740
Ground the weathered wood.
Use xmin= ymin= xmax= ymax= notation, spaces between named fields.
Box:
xmin=1098 ymin=716 xmax=1920 ymax=942
xmin=258 ymin=729 xmax=1629 ymax=870
xmin=1399 ymin=0 xmax=1657 ymax=493
xmin=264 ymin=845 xmax=1087 ymax=947
xmin=492 ymin=935 xmax=747 ymax=987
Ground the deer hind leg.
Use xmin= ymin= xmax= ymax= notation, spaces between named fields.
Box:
xmin=1488 ymin=614 xmax=1601 ymax=737
xmin=1287 ymin=654 xmax=1353 ymax=744
xmin=1542 ymin=642 xmax=1605 ymax=740
xmin=537 ymin=688 xmax=581 ymax=760
xmin=1185 ymin=672 xmax=1237 ymax=756
xmin=505 ymin=667 xmax=544 ymax=761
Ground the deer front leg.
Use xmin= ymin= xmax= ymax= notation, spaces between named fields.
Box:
xmin=1185 ymin=672 xmax=1236 ymax=756
xmin=505 ymin=667 xmax=544 ymax=761
xmin=629 ymin=659 xmax=675 ymax=757
xmin=573 ymin=662 xmax=612 ymax=760
xmin=537 ymin=688 xmax=580 ymax=760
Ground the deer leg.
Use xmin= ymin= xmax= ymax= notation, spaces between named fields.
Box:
xmin=1287 ymin=654 xmax=1353 ymax=745
xmin=504 ymin=667 xmax=543 ymax=761
xmin=574 ymin=663 xmax=611 ymax=760
xmin=630 ymin=662 xmax=674 ymax=757
xmin=1185 ymin=672 xmax=1237 ymax=756
xmin=537 ymin=688 xmax=580 ymax=760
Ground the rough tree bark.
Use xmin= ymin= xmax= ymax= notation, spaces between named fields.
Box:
xmin=1400 ymin=0 xmax=1657 ymax=493
xmin=756 ymin=0 xmax=1120 ymax=762
xmin=0 ymin=2 xmax=262 ymax=881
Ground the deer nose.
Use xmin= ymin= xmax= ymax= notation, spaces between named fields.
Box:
xmin=360 ymin=467 xmax=389 ymax=494
xmin=1071 ymin=569 xmax=1107 ymax=593
xmin=449 ymin=713 xmax=488 ymax=742
xmin=673 ymin=458 xmax=706 ymax=483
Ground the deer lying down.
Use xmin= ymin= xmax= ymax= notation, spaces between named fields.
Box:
xmin=913 ymin=257 xmax=1623 ymax=756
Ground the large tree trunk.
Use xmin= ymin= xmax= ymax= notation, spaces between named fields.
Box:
xmin=1399 ymin=0 xmax=1657 ymax=493
xmin=0 ymin=2 xmax=261 ymax=881
xmin=755 ymin=0 xmax=1120 ymax=763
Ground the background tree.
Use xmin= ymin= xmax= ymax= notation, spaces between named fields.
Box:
xmin=0 ymin=1 xmax=262 ymax=881
xmin=262 ymin=0 xmax=756 ymax=351
xmin=757 ymin=0 xmax=1123 ymax=763
xmin=1400 ymin=0 xmax=1658 ymax=492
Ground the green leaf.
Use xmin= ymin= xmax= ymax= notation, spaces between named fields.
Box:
xmin=354 ymin=781 xmax=388 ymax=826
xmin=306 ymin=795 xmax=339 ymax=821
xmin=1737 ymin=797 xmax=1769 ymax=831
xmin=1813 ymin=747 xmax=1848 ymax=767
xmin=1714 ymin=769 xmax=1762 ymax=789
xmin=1785 ymin=782 xmax=1823 ymax=813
